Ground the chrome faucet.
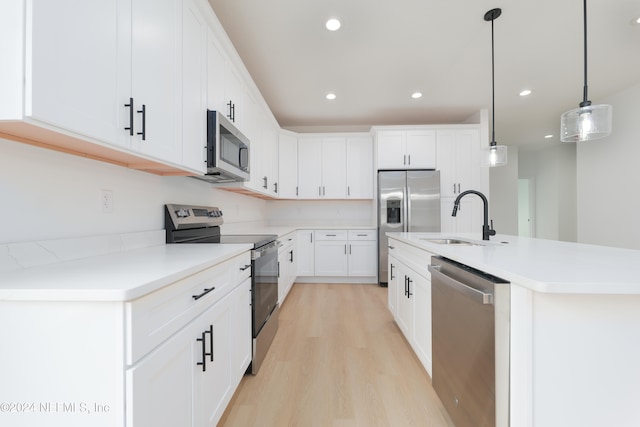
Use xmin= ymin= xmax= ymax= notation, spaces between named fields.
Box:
xmin=451 ymin=190 xmax=496 ymax=241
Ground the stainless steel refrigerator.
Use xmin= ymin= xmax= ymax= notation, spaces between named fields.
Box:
xmin=378 ymin=170 xmax=441 ymax=285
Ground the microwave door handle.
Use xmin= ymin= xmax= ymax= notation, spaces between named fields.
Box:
xmin=239 ymin=146 xmax=248 ymax=170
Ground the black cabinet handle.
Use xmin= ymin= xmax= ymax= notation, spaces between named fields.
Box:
xmin=192 ymin=287 xmax=215 ymax=300
xmin=277 ymin=261 xmax=280 ymax=278
xmin=137 ymin=104 xmax=146 ymax=140
xmin=206 ymin=325 xmax=214 ymax=362
xmin=390 ymin=264 xmax=395 ymax=280
xmin=274 ymin=182 xmax=278 ymax=194
xmin=240 ymin=264 xmax=251 ymax=271
xmin=289 ymin=250 xmax=293 ymax=263
xmin=227 ymin=100 xmax=235 ymax=122
xmin=407 ymin=277 xmax=413 ymax=298
xmin=124 ymin=97 xmax=134 ymax=135
xmin=404 ymin=276 xmax=408 ymax=297
xmin=263 ymin=176 xmax=268 ymax=189
xmin=196 ymin=331 xmax=207 ymax=372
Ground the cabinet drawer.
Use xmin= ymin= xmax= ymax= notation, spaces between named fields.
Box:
xmin=126 ymin=257 xmax=235 ymax=365
xmin=314 ymin=230 xmax=348 ymax=241
xmin=348 ymin=229 xmax=376 ymax=241
xmin=235 ymin=251 xmax=252 ymax=283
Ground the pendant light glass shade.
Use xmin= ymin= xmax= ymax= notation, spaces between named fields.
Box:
xmin=560 ymin=0 xmax=612 ymax=143
xmin=561 ymin=103 xmax=612 ymax=142
xmin=483 ymin=144 xmax=508 ymax=167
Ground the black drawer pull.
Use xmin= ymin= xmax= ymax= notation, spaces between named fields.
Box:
xmin=137 ymin=104 xmax=146 ymax=140
xmin=240 ymin=264 xmax=251 ymax=271
xmin=192 ymin=287 xmax=215 ymax=300
xmin=124 ymin=97 xmax=134 ymax=135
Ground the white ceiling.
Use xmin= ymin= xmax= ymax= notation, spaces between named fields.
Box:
xmin=207 ymin=0 xmax=640 ymax=150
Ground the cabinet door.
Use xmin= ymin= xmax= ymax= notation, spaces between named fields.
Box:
xmin=130 ymin=0 xmax=181 ymax=162
xmin=321 ymin=137 xmax=347 ymax=198
xmin=278 ymin=132 xmax=298 ymax=198
xmin=192 ymin=296 xmax=232 ymax=427
xmin=412 ymin=271 xmax=432 ymax=376
xmin=126 ymin=323 xmax=193 ymax=427
xmin=229 ymin=278 xmax=252 ymax=383
xmin=406 ymin=130 xmax=436 ymax=169
xmin=29 ymin=0 xmax=122 ymax=145
xmin=297 ymin=137 xmax=322 ymax=198
xmin=296 ymin=230 xmax=315 ymax=276
xmin=314 ymin=241 xmax=349 ymax=276
xmin=224 ymin=62 xmax=242 ymax=126
xmin=452 ymin=130 xmax=474 ymax=192
xmin=263 ymin=119 xmax=279 ymax=195
xmin=441 ymin=198 xmax=484 ymax=234
xmin=376 ymin=131 xmax=406 ymax=169
xmin=436 ymin=130 xmax=457 ymax=198
xmin=206 ymin=29 xmax=226 ymax=113
xmin=395 ymin=263 xmax=413 ymax=338
xmin=387 ymin=255 xmax=399 ymax=316
xmin=346 ymin=136 xmax=373 ymax=199
xmin=181 ymin=0 xmax=207 ymax=172
xmin=348 ymin=240 xmax=377 ymax=276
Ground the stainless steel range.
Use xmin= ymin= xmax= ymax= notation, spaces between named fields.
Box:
xmin=164 ymin=203 xmax=280 ymax=375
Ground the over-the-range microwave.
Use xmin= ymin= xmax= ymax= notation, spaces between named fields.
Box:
xmin=192 ymin=110 xmax=250 ymax=183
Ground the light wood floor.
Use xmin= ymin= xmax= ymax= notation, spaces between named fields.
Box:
xmin=219 ymin=283 xmax=455 ymax=427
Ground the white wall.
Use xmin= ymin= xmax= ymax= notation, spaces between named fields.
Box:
xmin=518 ymin=144 xmax=577 ymax=242
xmin=489 ymin=145 xmax=519 ymax=236
xmin=577 ymin=83 xmax=640 ymax=249
xmin=0 ymin=138 xmax=267 ymax=243
xmin=266 ymin=200 xmax=374 ymax=227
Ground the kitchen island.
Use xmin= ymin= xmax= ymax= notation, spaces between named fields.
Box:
xmin=387 ymin=232 xmax=640 ymax=427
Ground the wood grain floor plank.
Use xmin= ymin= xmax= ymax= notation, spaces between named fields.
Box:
xmin=219 ymin=283 xmax=455 ymax=427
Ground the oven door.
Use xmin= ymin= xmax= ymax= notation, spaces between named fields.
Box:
xmin=252 ymin=240 xmax=279 ymax=336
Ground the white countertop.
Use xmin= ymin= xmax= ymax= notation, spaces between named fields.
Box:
xmin=388 ymin=232 xmax=640 ymax=294
xmin=0 ymin=243 xmax=251 ymax=302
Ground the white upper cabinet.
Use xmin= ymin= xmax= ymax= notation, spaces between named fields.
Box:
xmin=25 ymin=0 xmax=121 ymax=144
xmin=0 ymin=0 xmax=215 ymax=174
xmin=437 ymin=128 xmax=479 ymax=198
xmin=297 ymin=136 xmax=347 ymax=199
xmin=124 ymin=0 xmax=182 ymax=163
xmin=345 ymin=135 xmax=373 ymax=198
xmin=376 ymin=129 xmax=436 ymax=170
xmin=321 ymin=137 xmax=347 ymax=198
xmin=284 ymin=133 xmax=373 ymax=200
xmin=297 ymin=137 xmax=324 ymax=198
xmin=278 ymin=131 xmax=298 ymax=199
xmin=181 ymin=0 xmax=208 ymax=173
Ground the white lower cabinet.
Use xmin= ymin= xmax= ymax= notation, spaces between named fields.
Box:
xmin=0 ymin=250 xmax=252 ymax=427
xmin=278 ymin=232 xmax=297 ymax=304
xmin=296 ymin=230 xmax=315 ymax=276
xmin=388 ymin=238 xmax=433 ymax=376
xmin=303 ymin=229 xmax=377 ymax=280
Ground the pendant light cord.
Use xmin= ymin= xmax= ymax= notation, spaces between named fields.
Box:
xmin=581 ymin=0 xmax=591 ymax=107
xmin=491 ymin=17 xmax=496 ymax=145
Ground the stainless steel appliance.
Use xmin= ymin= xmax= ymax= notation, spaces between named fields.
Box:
xmin=377 ymin=170 xmax=441 ymax=285
xmin=165 ymin=204 xmax=279 ymax=375
xmin=428 ymin=256 xmax=510 ymax=427
xmin=192 ymin=110 xmax=250 ymax=184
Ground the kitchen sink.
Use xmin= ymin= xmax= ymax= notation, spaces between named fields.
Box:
xmin=420 ymin=238 xmax=484 ymax=246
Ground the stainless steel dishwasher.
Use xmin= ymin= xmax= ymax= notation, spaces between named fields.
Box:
xmin=428 ymin=256 xmax=510 ymax=427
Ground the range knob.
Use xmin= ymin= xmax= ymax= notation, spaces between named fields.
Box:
xmin=176 ymin=209 xmax=190 ymax=218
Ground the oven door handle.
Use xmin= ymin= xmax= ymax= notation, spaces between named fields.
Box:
xmin=251 ymin=241 xmax=282 ymax=260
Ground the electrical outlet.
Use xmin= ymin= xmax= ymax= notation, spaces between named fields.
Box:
xmin=101 ymin=190 xmax=114 ymax=213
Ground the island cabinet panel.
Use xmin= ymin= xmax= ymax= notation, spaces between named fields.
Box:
xmin=387 ymin=237 xmax=434 ymax=376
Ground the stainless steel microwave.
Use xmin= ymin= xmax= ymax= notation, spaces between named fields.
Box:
xmin=196 ymin=110 xmax=250 ymax=183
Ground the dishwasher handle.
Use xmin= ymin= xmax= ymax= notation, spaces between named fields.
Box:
xmin=428 ymin=264 xmax=493 ymax=305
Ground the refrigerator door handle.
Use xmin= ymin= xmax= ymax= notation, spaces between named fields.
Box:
xmin=405 ymin=186 xmax=411 ymax=232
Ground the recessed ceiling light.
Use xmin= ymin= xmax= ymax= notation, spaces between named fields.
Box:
xmin=411 ymin=92 xmax=423 ymax=99
xmin=544 ymin=134 xmax=554 ymax=139
xmin=631 ymin=16 xmax=640 ymax=25
xmin=519 ymin=89 xmax=532 ymax=97
xmin=326 ymin=18 xmax=341 ymax=31
xmin=326 ymin=93 xmax=336 ymax=100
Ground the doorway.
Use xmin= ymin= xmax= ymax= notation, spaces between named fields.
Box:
xmin=518 ymin=178 xmax=535 ymax=237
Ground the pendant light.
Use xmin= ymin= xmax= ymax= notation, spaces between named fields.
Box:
xmin=560 ymin=0 xmax=612 ymax=142
xmin=483 ymin=8 xmax=507 ymax=167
